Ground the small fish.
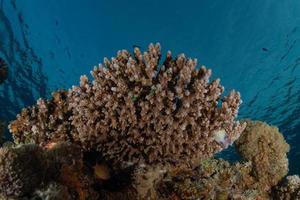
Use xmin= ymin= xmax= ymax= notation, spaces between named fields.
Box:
xmin=262 ymin=47 xmax=269 ymax=52
xmin=93 ymin=163 xmax=110 ymax=180
xmin=45 ymin=142 xmax=58 ymax=149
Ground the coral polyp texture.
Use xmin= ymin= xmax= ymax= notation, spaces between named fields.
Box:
xmin=9 ymin=43 xmax=246 ymax=171
xmin=235 ymin=120 xmax=290 ymax=191
xmin=9 ymin=90 xmax=72 ymax=145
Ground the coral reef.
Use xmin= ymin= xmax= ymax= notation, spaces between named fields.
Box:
xmin=2 ymin=119 xmax=294 ymax=199
xmin=9 ymin=43 xmax=246 ymax=172
xmin=1 ymin=44 xmax=299 ymax=199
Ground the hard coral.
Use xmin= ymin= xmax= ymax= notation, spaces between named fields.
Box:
xmin=10 ymin=43 xmax=246 ymax=171
xmin=235 ymin=120 xmax=290 ymax=191
xmin=68 ymin=43 xmax=246 ymax=169
xmin=9 ymin=90 xmax=72 ymax=145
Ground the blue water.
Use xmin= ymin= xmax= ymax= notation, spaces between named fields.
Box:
xmin=0 ymin=0 xmax=299 ymax=175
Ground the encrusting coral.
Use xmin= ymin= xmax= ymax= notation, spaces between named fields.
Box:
xmin=10 ymin=43 xmax=246 ymax=172
xmin=1 ymin=43 xmax=298 ymax=199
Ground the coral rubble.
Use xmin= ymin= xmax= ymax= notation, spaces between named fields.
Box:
xmin=0 ymin=44 xmax=298 ymax=199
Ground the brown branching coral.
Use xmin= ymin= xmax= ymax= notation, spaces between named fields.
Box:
xmin=9 ymin=90 xmax=72 ymax=145
xmin=69 ymin=43 xmax=245 ymax=170
xmin=235 ymin=120 xmax=290 ymax=192
xmin=8 ymin=43 xmax=246 ymax=199
xmin=9 ymin=44 xmax=246 ymax=171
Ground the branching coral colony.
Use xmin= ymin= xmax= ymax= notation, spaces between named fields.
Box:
xmin=0 ymin=43 xmax=299 ymax=200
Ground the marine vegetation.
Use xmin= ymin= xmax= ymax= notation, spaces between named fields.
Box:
xmin=0 ymin=43 xmax=299 ymax=199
